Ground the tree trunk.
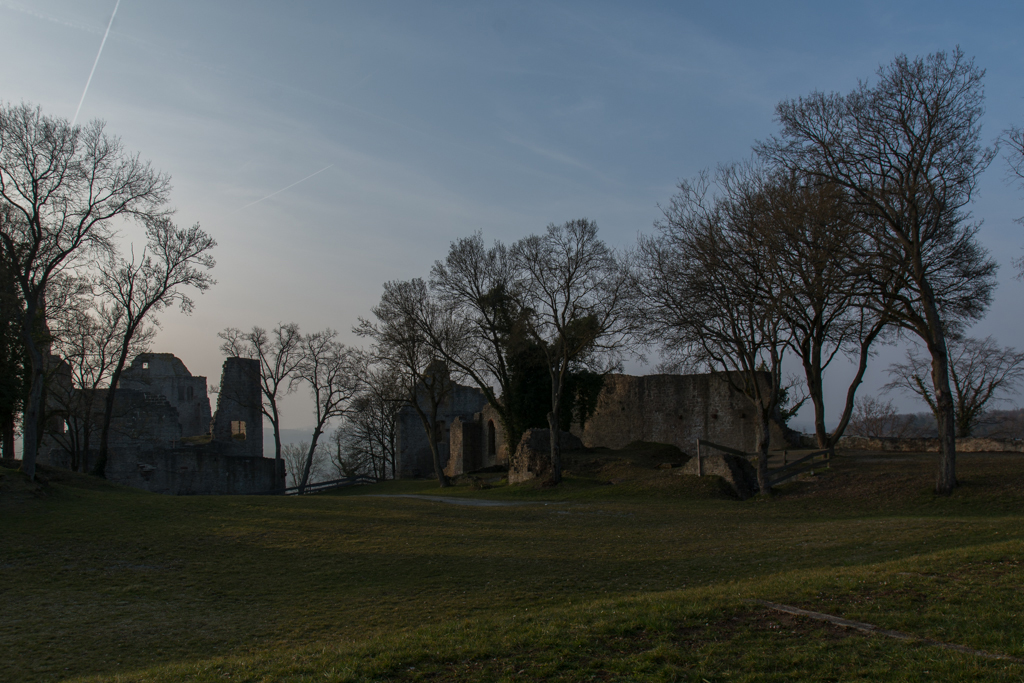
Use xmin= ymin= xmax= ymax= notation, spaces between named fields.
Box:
xmin=798 ymin=336 xmax=829 ymax=450
xmin=19 ymin=318 xmax=44 ymax=480
xmin=546 ymin=409 xmax=562 ymax=484
xmin=411 ymin=394 xmax=449 ymax=488
xmin=270 ymin=402 xmax=284 ymax=491
xmin=546 ymin=360 xmax=566 ymax=485
xmin=93 ymin=361 xmax=128 ymax=479
xmin=919 ymin=283 xmax=957 ymax=495
xmin=755 ymin=411 xmax=772 ymax=495
xmin=427 ymin=434 xmax=449 ymax=488
xmin=829 ymin=328 xmax=881 ymax=448
xmin=1 ymin=408 xmax=13 ymax=460
xmin=929 ymin=345 xmax=958 ymax=495
xmin=69 ymin=423 xmax=80 ymax=472
xmin=298 ymin=427 xmax=323 ymax=494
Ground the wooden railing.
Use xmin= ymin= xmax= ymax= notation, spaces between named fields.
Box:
xmin=694 ymin=439 xmax=747 ymax=476
xmin=765 ymin=449 xmax=830 ymax=488
xmin=694 ymin=439 xmax=831 ymax=489
xmin=254 ymin=476 xmax=377 ymax=496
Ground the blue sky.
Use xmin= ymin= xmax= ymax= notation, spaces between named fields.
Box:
xmin=2 ymin=1 xmax=1023 ymax=433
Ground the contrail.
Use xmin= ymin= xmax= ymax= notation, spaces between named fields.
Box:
xmin=230 ymin=165 xmax=335 ymax=214
xmin=72 ymin=0 xmax=121 ymax=126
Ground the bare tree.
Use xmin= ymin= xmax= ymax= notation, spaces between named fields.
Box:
xmin=331 ymin=364 xmax=403 ymax=480
xmin=1003 ymin=124 xmax=1024 ymax=273
xmin=294 ymin=330 xmax=364 ymax=494
xmin=430 ymin=233 xmax=526 ymax=452
xmin=512 ymin=219 xmax=631 ymax=485
xmin=355 ymin=279 xmax=467 ymax=488
xmin=847 ymin=396 xmax=924 ymax=439
xmin=886 ymin=336 xmax=1024 ymax=437
xmin=0 ymin=249 xmax=24 ymax=459
xmin=0 ymin=104 xmax=171 ymax=479
xmin=1005 ymin=125 xmax=1024 ymax=219
xmin=634 ymin=169 xmax=790 ymax=493
xmin=92 ymin=218 xmax=216 ymax=477
xmin=761 ymin=48 xmax=998 ymax=494
xmin=48 ymin=298 xmax=154 ymax=471
xmin=753 ymin=172 xmax=893 ymax=450
xmin=282 ymin=442 xmax=327 ymax=489
xmin=219 ymin=323 xmax=302 ymax=490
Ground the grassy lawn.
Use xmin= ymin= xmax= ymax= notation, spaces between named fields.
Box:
xmin=2 ymin=451 xmax=1024 ymax=682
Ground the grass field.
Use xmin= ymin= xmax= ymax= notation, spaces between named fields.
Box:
xmin=2 ymin=449 xmax=1024 ymax=682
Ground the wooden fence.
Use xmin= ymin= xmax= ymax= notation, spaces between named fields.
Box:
xmin=695 ymin=439 xmax=831 ymax=489
xmin=254 ymin=476 xmax=377 ymax=496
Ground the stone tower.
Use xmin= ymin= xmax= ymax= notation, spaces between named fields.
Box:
xmin=212 ymin=357 xmax=263 ymax=458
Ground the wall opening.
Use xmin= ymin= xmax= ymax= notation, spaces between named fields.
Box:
xmin=435 ymin=421 xmax=446 ymax=442
xmin=231 ymin=421 xmax=247 ymax=440
xmin=487 ymin=420 xmax=496 ymax=456
xmin=142 ymin=362 xmax=149 ymax=370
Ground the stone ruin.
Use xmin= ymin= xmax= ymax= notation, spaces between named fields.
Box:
xmin=507 ymin=428 xmax=583 ymax=485
xmin=394 ymin=381 xmax=508 ymax=479
xmin=41 ymin=352 xmax=279 ymax=495
xmin=395 ymin=370 xmax=792 ymax=481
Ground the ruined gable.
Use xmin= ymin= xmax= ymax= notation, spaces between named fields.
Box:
xmin=120 ymin=353 xmax=212 ymax=438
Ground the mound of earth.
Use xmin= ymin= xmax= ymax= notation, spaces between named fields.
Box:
xmin=0 ymin=462 xmax=55 ymax=505
xmin=503 ymin=439 xmax=744 ymax=498
xmin=0 ymin=461 xmax=124 ymax=507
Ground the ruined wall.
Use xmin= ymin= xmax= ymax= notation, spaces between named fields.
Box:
xmin=395 ymin=382 xmax=489 ymax=478
xmin=570 ymin=373 xmax=784 ymax=456
xmin=479 ymin=404 xmax=509 ymax=467
xmin=211 ymin=357 xmax=263 ymax=458
xmin=107 ymin=390 xmax=182 ymax=449
xmin=46 ymin=443 xmax=279 ymax=495
xmin=119 ymin=353 xmax=211 ymax=437
xmin=837 ymin=435 xmax=1024 ymax=453
xmin=395 ymin=371 xmax=793 ymax=478
xmin=446 ymin=417 xmax=481 ymax=477
xmin=42 ymin=353 xmax=274 ymax=495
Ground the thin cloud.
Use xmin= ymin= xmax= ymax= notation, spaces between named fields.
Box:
xmin=0 ymin=2 xmax=101 ymax=35
xmin=503 ymin=133 xmax=617 ymax=186
xmin=228 ymin=164 xmax=335 ymax=214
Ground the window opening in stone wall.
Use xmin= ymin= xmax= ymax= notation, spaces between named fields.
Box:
xmin=435 ymin=421 xmax=445 ymax=442
xmin=187 ymin=386 xmax=194 ymax=400
xmin=178 ymin=387 xmax=185 ymax=401
xmin=231 ymin=421 xmax=246 ymax=440
xmin=142 ymin=362 xmax=149 ymax=370
xmin=487 ymin=420 xmax=496 ymax=456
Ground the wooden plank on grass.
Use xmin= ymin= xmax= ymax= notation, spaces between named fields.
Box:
xmin=752 ymin=600 xmax=1024 ymax=663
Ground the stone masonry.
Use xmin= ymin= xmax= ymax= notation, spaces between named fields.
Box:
xmin=42 ymin=353 xmax=276 ymax=494
xmin=395 ymin=369 xmax=789 ymax=480
xmin=570 ymin=373 xmax=790 ymax=456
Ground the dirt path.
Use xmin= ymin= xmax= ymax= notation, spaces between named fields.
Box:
xmin=359 ymin=494 xmax=564 ymax=507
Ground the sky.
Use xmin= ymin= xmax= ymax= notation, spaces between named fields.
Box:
xmin=2 ymin=0 xmax=1023 ymax=437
